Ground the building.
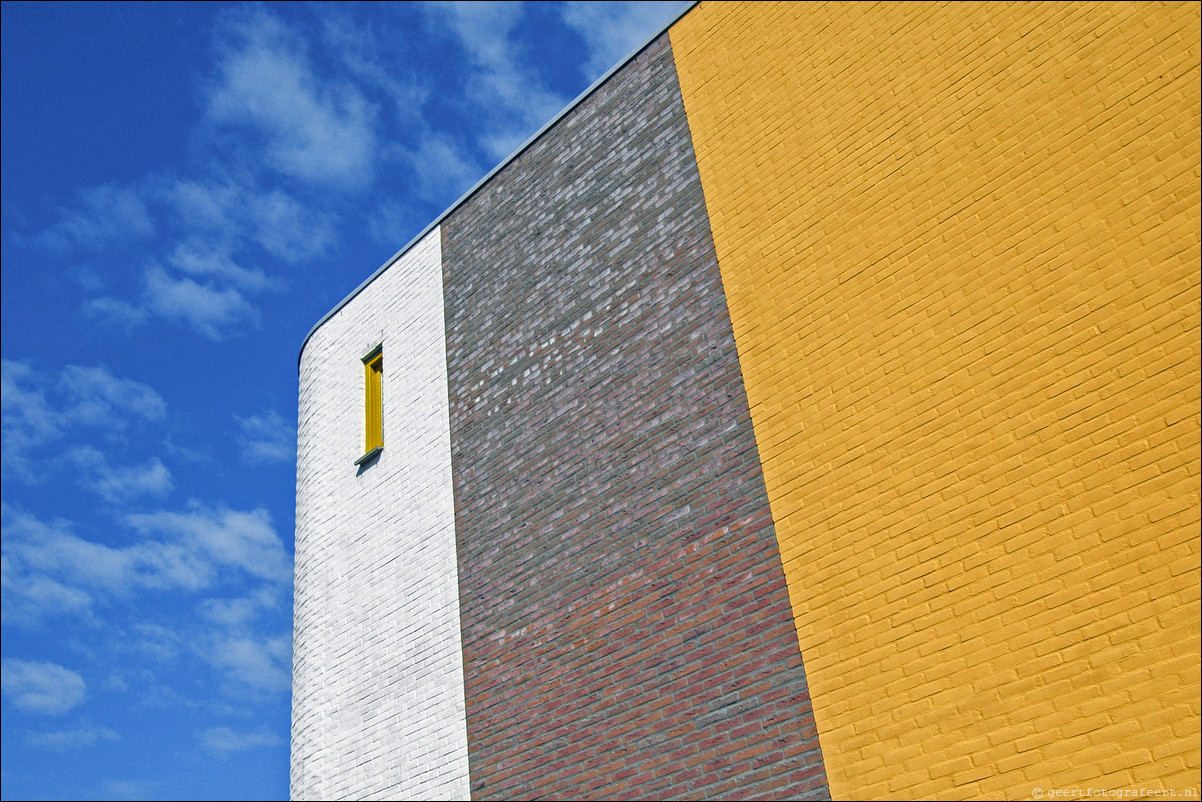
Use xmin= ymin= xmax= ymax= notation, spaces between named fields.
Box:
xmin=291 ymin=2 xmax=1201 ymax=799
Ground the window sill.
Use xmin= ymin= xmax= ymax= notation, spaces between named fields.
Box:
xmin=354 ymin=446 xmax=383 ymax=467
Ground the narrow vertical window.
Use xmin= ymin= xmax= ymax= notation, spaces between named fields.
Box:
xmin=358 ymin=345 xmax=383 ymax=463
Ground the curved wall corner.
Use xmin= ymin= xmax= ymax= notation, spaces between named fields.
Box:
xmin=291 ymin=228 xmax=469 ymax=801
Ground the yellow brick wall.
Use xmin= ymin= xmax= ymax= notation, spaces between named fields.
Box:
xmin=670 ymin=2 xmax=1200 ymax=799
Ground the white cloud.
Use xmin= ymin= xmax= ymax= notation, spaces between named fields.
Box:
xmin=131 ymin=622 xmax=184 ymax=662
xmin=163 ymin=180 xmax=335 ymax=269
xmin=78 ymin=177 xmax=335 ymax=339
xmin=166 ymin=240 xmax=276 ymax=293
xmin=143 ymin=266 xmax=259 ymax=340
xmin=319 ymin=7 xmax=484 ymax=209
xmin=94 ymin=459 xmax=173 ymax=502
xmin=36 ymin=183 xmax=155 ymax=254
xmin=59 ymin=365 xmax=167 ymax=425
xmin=1 ymin=361 xmax=166 ymax=480
xmin=428 ymin=1 xmax=568 ymax=162
xmin=367 ymin=199 xmax=418 ymax=248
xmin=83 ymin=296 xmax=152 ymax=332
xmin=319 ymin=10 xmax=428 ymax=121
xmin=104 ymin=780 xmax=158 ymax=801
xmin=69 ymin=448 xmax=173 ymax=503
xmin=26 ymin=13 xmax=358 ymax=348
xmin=561 ymin=1 xmax=688 ymax=79
xmin=202 ymin=725 xmax=282 ymax=753
xmin=126 ymin=506 xmax=291 ymax=584
xmin=409 ymin=134 xmax=481 ymax=204
xmin=1 ymin=507 xmax=213 ymax=597
xmin=200 ymin=589 xmax=279 ymax=629
xmin=162 ymin=178 xmax=242 ymax=236
xmin=0 ymin=554 xmax=95 ymax=625
xmin=1 ymin=660 xmax=87 ymax=715
xmin=247 ymin=189 xmax=336 ymax=263
xmin=29 ymin=726 xmax=120 ymax=749
xmin=207 ymin=636 xmax=291 ymax=692
xmin=1 ymin=361 xmax=62 ymax=479
xmin=2 ymin=503 xmax=289 ymax=626
xmin=206 ymin=9 xmax=378 ymax=192
xmin=236 ymin=410 xmax=295 ymax=464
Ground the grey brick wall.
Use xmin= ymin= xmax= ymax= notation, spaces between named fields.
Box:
xmin=442 ymin=34 xmax=830 ymax=801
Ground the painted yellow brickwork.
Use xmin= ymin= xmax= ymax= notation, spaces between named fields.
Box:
xmin=671 ymin=2 xmax=1200 ymax=799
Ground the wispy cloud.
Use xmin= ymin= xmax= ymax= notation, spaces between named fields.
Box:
xmin=202 ymin=725 xmax=282 ymax=753
xmin=70 ymin=174 xmax=338 ymax=340
xmin=408 ymin=133 xmax=482 ymax=204
xmin=81 ymin=297 xmax=152 ymax=333
xmin=68 ymin=448 xmax=173 ymax=503
xmin=1 ymin=506 xmax=213 ymax=599
xmin=2 ymin=361 xmax=167 ymax=481
xmin=0 ymin=558 xmax=94 ymax=625
xmin=59 ymin=365 xmax=167 ymax=425
xmin=367 ymin=199 xmax=420 ymax=248
xmin=247 ymin=188 xmax=337 ymax=263
xmin=193 ymin=589 xmax=289 ymax=692
xmin=1 ymin=660 xmax=87 ymax=715
xmin=130 ymin=622 xmax=185 ymax=663
xmin=206 ymin=8 xmax=378 ymax=192
xmin=166 ymin=241 xmax=276 ymax=294
xmin=29 ymin=726 xmax=120 ymax=749
xmin=427 ymin=1 xmax=569 ymax=162
xmin=79 ymin=181 xmax=332 ymax=339
xmin=318 ymin=9 xmax=428 ymax=121
xmin=1 ymin=361 xmax=62 ymax=475
xmin=319 ymin=6 xmax=484 ymax=211
xmin=3 ymin=360 xmax=168 ymax=461
xmin=103 ymin=780 xmax=159 ymax=801
xmin=161 ymin=180 xmax=335 ymax=269
xmin=21 ymin=7 xmax=352 ymax=345
xmin=200 ymin=589 xmax=279 ymax=630
xmin=236 ymin=410 xmax=295 ymax=464
xmin=139 ymin=267 xmax=260 ymax=341
xmin=126 ymin=505 xmax=291 ymax=584
xmin=561 ymin=1 xmax=688 ymax=79
xmin=162 ymin=178 xmax=243 ymax=235
xmin=206 ymin=636 xmax=291 ymax=693
xmin=18 ymin=2 xmax=540 ymax=344
xmin=36 ymin=183 xmax=156 ymax=254
xmin=2 ymin=503 xmax=289 ymax=630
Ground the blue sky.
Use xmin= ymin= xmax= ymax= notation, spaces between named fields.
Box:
xmin=0 ymin=2 xmax=688 ymax=799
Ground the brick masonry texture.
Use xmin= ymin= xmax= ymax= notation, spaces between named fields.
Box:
xmin=441 ymin=33 xmax=829 ymax=802
xmin=292 ymin=230 xmax=470 ymax=800
xmin=672 ymin=2 xmax=1200 ymax=799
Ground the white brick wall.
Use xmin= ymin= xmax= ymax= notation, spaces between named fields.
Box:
xmin=291 ymin=229 xmax=470 ymax=801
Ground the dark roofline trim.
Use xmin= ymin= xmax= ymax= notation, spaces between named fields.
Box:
xmin=298 ymin=1 xmax=698 ymax=369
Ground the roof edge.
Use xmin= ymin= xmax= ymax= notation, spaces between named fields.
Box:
xmin=297 ymin=1 xmax=698 ymax=370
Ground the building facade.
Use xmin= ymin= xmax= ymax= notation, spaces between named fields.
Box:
xmin=292 ymin=2 xmax=1201 ymax=799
